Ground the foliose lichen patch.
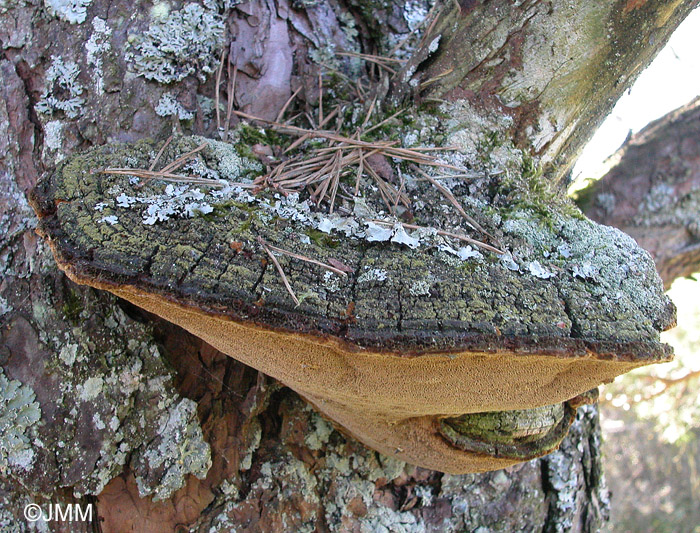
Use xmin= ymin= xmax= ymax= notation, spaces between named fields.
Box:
xmin=2 ymin=239 xmax=211 ymax=500
xmin=85 ymin=16 xmax=112 ymax=96
xmin=0 ymin=370 xmax=41 ymax=476
xmin=133 ymin=398 xmax=211 ymax=501
xmin=43 ymin=0 xmax=93 ymax=24
xmin=127 ymin=2 xmax=225 ymax=84
xmin=35 ymin=55 xmax=85 ymax=118
xmin=542 ymin=404 xmax=610 ymax=532
xmin=155 ymin=92 xmax=194 ymax=121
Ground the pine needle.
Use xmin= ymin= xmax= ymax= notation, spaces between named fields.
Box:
xmin=159 ymin=142 xmax=209 ymax=175
xmin=412 ymin=165 xmax=487 ymax=235
xmin=149 ymin=135 xmax=173 ymax=171
xmin=258 ymin=237 xmax=299 ymax=306
xmin=260 ymin=238 xmax=349 ymax=276
xmin=101 ymin=167 xmax=253 ymax=188
xmin=215 ymin=49 xmax=226 ymax=133
xmin=276 ymin=86 xmax=302 ymax=123
xmin=369 ymin=219 xmax=504 ymax=255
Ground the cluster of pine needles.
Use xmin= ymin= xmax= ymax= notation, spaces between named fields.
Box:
xmin=101 ymin=37 xmax=505 ymax=305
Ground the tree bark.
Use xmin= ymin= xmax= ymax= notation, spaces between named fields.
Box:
xmin=577 ymin=97 xmax=700 ymax=288
xmin=0 ymin=0 xmax=694 ymax=531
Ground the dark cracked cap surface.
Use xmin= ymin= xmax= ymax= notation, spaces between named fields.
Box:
xmin=30 ymin=135 xmax=675 ymax=362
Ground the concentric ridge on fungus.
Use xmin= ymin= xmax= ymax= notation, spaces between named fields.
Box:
xmin=30 ymin=136 xmax=675 ymax=473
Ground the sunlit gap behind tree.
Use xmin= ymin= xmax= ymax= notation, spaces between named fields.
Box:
xmin=570 ymin=7 xmax=700 ymax=531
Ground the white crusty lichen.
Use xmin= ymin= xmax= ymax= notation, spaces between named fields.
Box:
xmin=44 ymin=0 xmax=92 ymax=24
xmin=128 ymin=2 xmax=225 ymax=84
xmin=239 ymin=418 xmax=261 ymax=471
xmin=43 ymin=119 xmax=66 ymax=163
xmin=201 ymin=136 xmax=261 ymax=180
xmin=136 ymin=398 xmax=211 ymax=501
xmin=43 ymin=120 xmax=63 ymax=151
xmin=59 ymin=343 xmax=79 ymax=366
xmin=209 ymin=452 xmax=320 ymax=533
xmin=85 ymin=17 xmax=112 ymax=95
xmin=529 ymin=260 xmax=556 ymax=279
xmin=155 ymin=92 xmax=194 ymax=121
xmin=35 ymin=55 xmax=85 ymax=118
xmin=304 ymin=408 xmax=334 ymax=451
xmin=359 ymin=506 xmax=426 ymax=533
xmin=409 ymin=279 xmax=431 ymax=297
xmin=95 ymin=134 xmax=490 ymax=270
xmin=358 ymin=268 xmax=388 ymax=283
xmin=500 ymin=208 xmax=671 ymax=339
xmin=0 ymin=370 xmax=41 ymax=475
xmin=100 ymin=183 xmax=216 ymax=226
xmin=442 ymin=99 xmax=522 ymax=174
xmin=97 ymin=138 xmax=260 ymax=226
xmin=79 ymin=376 xmax=104 ymax=401
xmin=0 ymin=296 xmax=12 ymax=317
xmin=320 ymin=446 xmax=409 ymax=530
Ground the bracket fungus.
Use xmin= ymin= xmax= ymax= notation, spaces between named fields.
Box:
xmin=30 ymin=136 xmax=675 ymax=473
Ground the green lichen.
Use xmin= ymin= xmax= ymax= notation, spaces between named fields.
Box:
xmin=0 ymin=369 xmax=41 ymax=476
xmin=35 ymin=55 xmax=85 ymax=118
xmin=497 ymin=169 xmax=585 ymax=231
xmin=478 ymin=130 xmax=505 ymax=163
xmin=134 ymin=398 xmax=212 ymax=502
xmin=237 ymin=123 xmax=288 ymax=150
xmin=127 ymin=2 xmax=225 ymax=84
xmin=440 ymin=403 xmax=574 ymax=460
xmin=304 ymin=228 xmax=339 ymax=248
xmin=36 ymin=131 xmax=673 ymax=357
xmin=62 ymin=288 xmax=84 ymax=324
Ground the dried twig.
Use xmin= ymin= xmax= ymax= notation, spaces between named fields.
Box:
xmin=149 ymin=135 xmax=173 ymax=172
xmin=215 ymin=49 xmax=226 ymax=132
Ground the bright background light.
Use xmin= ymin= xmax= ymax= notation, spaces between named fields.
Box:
xmin=582 ymin=9 xmax=700 ymax=530
xmin=572 ymin=8 xmax=700 ymax=185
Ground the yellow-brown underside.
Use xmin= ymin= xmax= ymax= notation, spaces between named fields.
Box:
xmin=60 ymin=261 xmax=661 ymax=473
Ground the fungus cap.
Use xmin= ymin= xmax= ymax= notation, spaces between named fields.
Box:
xmin=31 ymin=137 xmax=675 ymax=473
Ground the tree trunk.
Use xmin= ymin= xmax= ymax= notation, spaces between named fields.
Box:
xmin=0 ymin=0 xmax=695 ymax=531
xmin=577 ymin=97 xmax=700 ymax=288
